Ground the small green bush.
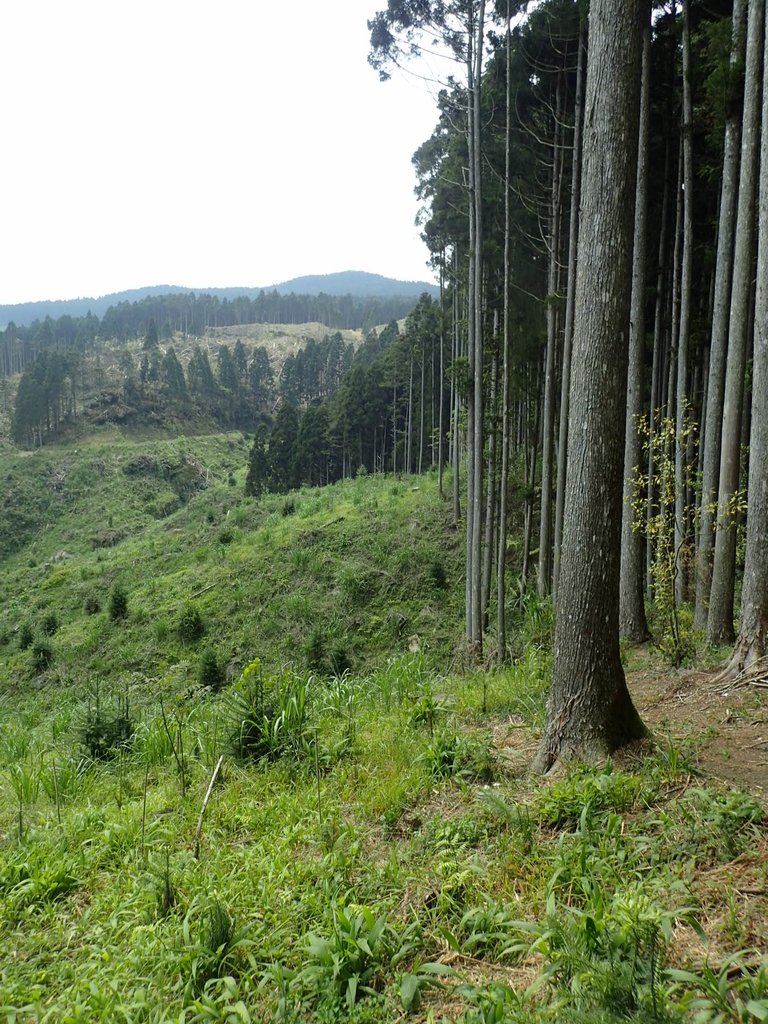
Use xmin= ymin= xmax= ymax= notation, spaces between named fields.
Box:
xmin=31 ymin=638 xmax=54 ymax=673
xmin=42 ymin=611 xmax=59 ymax=635
xmin=18 ymin=623 xmax=34 ymax=650
xmin=83 ymin=592 xmax=101 ymax=615
xmin=80 ymin=694 xmax=134 ymax=761
xmin=198 ymin=648 xmax=225 ymax=691
xmin=429 ymin=561 xmax=448 ymax=590
xmin=108 ymin=583 xmax=128 ymax=621
xmin=177 ymin=602 xmax=205 ymax=644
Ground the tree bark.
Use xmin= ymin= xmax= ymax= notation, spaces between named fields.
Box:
xmin=553 ymin=19 xmax=586 ymax=602
xmin=533 ymin=0 xmax=648 ymax=773
xmin=497 ymin=3 xmax=513 ymax=662
xmin=674 ymin=0 xmax=695 ymax=606
xmin=694 ymin=0 xmax=746 ymax=628
xmin=647 ymin=140 xmax=672 ymax=592
xmin=721 ymin=3 xmax=768 ymax=675
xmin=708 ymin=0 xmax=764 ymax=645
xmin=619 ymin=6 xmax=651 ymax=642
xmin=538 ymin=71 xmax=564 ymax=598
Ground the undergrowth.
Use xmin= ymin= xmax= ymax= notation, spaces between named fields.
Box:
xmin=0 ymin=643 xmax=765 ymax=1022
xmin=0 ymin=441 xmax=765 ymax=1021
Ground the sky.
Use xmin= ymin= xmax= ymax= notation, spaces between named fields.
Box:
xmin=1 ymin=1 xmax=444 ymax=305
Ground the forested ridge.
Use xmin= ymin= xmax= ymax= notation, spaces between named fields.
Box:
xmin=0 ymin=286 xmax=426 ymax=377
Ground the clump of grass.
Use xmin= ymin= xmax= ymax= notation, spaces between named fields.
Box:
xmin=536 ymin=763 xmax=649 ymax=828
xmin=225 ymin=659 xmax=310 ymax=762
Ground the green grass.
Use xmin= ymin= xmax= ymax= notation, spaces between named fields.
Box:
xmin=0 ymin=437 xmax=766 ymax=1021
xmin=0 ymin=434 xmax=464 ymax=691
xmin=0 ymin=650 xmax=765 ymax=1022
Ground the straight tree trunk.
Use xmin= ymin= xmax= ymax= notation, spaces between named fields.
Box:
xmin=620 ymin=6 xmax=651 ymax=642
xmin=451 ymin=268 xmax=462 ymax=526
xmin=418 ymin=344 xmax=425 ymax=475
xmin=694 ymin=0 xmax=747 ymax=628
xmin=709 ymin=0 xmax=764 ymax=644
xmin=538 ymin=71 xmax=564 ymax=598
xmin=534 ymin=0 xmax=647 ymax=772
xmin=721 ymin=8 xmax=768 ymax=678
xmin=674 ymin=0 xmax=695 ymax=606
xmin=497 ymin=4 xmax=513 ymax=662
xmin=482 ymin=341 xmax=498 ymax=628
xmin=438 ymin=260 xmax=446 ymax=498
xmin=522 ymin=365 xmax=540 ymax=583
xmin=553 ymin=20 xmax=586 ymax=602
xmin=465 ymin=0 xmax=486 ymax=651
xmin=647 ymin=141 xmax=672 ymax=591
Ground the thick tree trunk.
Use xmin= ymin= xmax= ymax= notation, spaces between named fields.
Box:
xmin=708 ymin=0 xmax=764 ymax=644
xmin=469 ymin=0 xmax=486 ymax=649
xmin=534 ymin=0 xmax=648 ymax=773
xmin=619 ymin=7 xmax=651 ymax=642
xmin=695 ymin=0 xmax=747 ymax=628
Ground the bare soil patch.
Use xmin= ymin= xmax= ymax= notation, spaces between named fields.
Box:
xmin=627 ymin=649 xmax=768 ymax=795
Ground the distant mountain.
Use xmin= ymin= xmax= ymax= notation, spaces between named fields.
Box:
xmin=264 ymin=271 xmax=438 ymax=298
xmin=0 ymin=272 xmax=438 ymax=329
xmin=0 ymin=286 xmax=188 ymax=329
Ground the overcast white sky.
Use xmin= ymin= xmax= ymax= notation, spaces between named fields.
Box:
xmin=1 ymin=1 xmax=443 ymax=305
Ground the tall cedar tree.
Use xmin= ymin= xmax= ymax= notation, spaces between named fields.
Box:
xmin=533 ymin=0 xmax=648 ymax=771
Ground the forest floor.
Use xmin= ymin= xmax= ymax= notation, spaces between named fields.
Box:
xmin=628 ymin=651 xmax=768 ymax=795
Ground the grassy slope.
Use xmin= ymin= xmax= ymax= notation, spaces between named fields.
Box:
xmin=0 ymin=437 xmax=766 ymax=1023
xmin=0 ymin=433 xmax=463 ymax=688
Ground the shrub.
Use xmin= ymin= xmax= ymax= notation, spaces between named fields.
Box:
xmin=304 ymin=628 xmax=326 ymax=672
xmin=80 ymin=693 xmax=134 ymax=761
xmin=42 ymin=611 xmax=59 ymax=636
xmin=328 ymin=640 xmax=352 ymax=677
xmin=198 ymin=648 xmax=225 ymax=691
xmin=177 ymin=602 xmax=205 ymax=644
xmin=108 ymin=583 xmax=128 ymax=621
xmin=18 ymin=623 xmax=34 ymax=650
xmin=83 ymin=592 xmax=101 ymax=615
xmin=429 ymin=561 xmax=448 ymax=590
xmin=31 ymin=638 xmax=54 ymax=673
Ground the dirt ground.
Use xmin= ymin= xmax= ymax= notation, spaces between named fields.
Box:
xmin=627 ymin=648 xmax=768 ymax=795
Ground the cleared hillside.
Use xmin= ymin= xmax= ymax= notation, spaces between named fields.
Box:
xmin=0 ymin=436 xmax=464 ymax=688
